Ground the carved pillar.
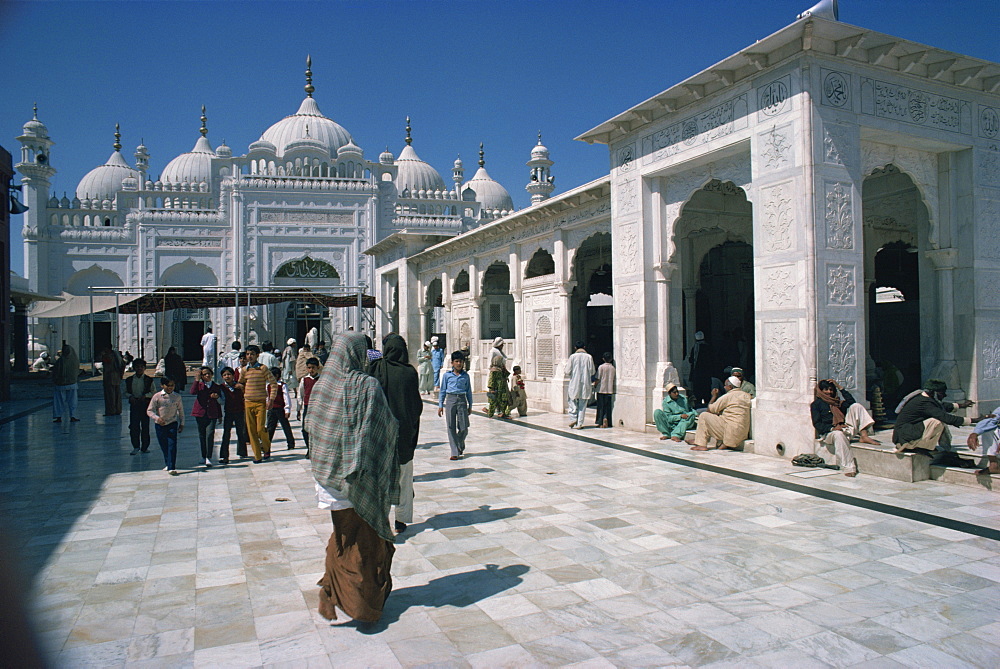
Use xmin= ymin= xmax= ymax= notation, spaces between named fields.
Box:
xmin=653 ymin=262 xmax=677 ymax=387
xmin=926 ymin=248 xmax=961 ymax=395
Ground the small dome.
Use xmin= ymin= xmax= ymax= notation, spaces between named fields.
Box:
xmin=338 ymin=139 xmax=363 ymax=157
xmin=454 ymin=157 xmax=464 ymax=169
xmin=160 ymin=136 xmax=215 ymax=185
xmin=379 ymin=148 xmax=395 ymax=165
xmin=248 ymin=139 xmax=277 ymax=154
xmin=76 ymin=150 xmax=140 ymax=201
xmin=463 ymin=166 xmax=514 ymax=212
xmin=22 ymin=117 xmax=48 ymax=138
xmin=215 ymin=142 xmax=232 ymax=158
xmin=396 ymin=144 xmax=446 ymax=194
xmin=531 ymin=142 xmax=549 ymax=160
xmin=259 ymin=97 xmax=353 ymax=159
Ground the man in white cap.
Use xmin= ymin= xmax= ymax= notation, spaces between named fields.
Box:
xmin=566 ymin=341 xmax=596 ymax=429
xmin=431 ymin=336 xmax=444 ymax=390
xmin=691 ymin=375 xmax=751 ymax=451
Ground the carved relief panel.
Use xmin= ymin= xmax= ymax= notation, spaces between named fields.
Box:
xmin=618 ymin=326 xmax=642 ymax=378
xmin=826 ymin=264 xmax=857 ymax=306
xmin=763 ymin=321 xmax=799 ymax=391
xmin=759 ymin=182 xmax=795 ymax=253
xmin=761 ymin=264 xmax=797 ymax=309
xmin=827 ymin=321 xmax=858 ymax=389
xmin=758 ymin=123 xmax=794 ymax=170
xmin=825 ymin=182 xmax=855 ymax=250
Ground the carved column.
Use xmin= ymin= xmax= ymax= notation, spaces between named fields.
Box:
xmin=926 ymin=248 xmax=962 ymax=396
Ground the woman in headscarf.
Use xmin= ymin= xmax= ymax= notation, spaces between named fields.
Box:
xmin=653 ymin=383 xmax=697 ymax=442
xmin=416 ymin=342 xmax=435 ymax=395
xmin=486 ymin=337 xmax=511 ymax=419
xmin=369 ymin=334 xmax=423 ymax=533
xmin=163 ymin=346 xmax=187 ymax=392
xmin=305 ymin=333 xmax=400 ymax=623
xmin=51 ymin=343 xmax=80 ymax=422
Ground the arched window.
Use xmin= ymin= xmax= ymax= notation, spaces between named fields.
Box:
xmin=525 ymin=248 xmax=555 ymax=278
xmin=453 ymin=269 xmax=470 ymax=293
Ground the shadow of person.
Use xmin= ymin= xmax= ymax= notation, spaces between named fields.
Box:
xmin=353 ymin=563 xmax=530 ymax=633
xmin=464 ymin=448 xmax=526 ymax=457
xmin=413 ymin=467 xmax=494 ymax=482
xmin=399 ymin=505 xmax=520 ymax=537
xmin=416 ymin=441 xmax=447 ymax=450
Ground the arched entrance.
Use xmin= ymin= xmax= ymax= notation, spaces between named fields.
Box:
xmin=67 ymin=265 xmax=124 ymax=363
xmin=674 ymin=180 xmax=754 ymax=400
xmin=863 ymin=165 xmax=931 ymax=412
xmin=161 ymin=259 xmax=219 ymax=360
xmin=480 ymin=263 xmax=514 ymax=340
xmin=425 ymin=278 xmax=444 ymax=345
xmin=274 ymin=257 xmax=340 ymax=345
xmin=570 ymin=233 xmax=613 ymax=364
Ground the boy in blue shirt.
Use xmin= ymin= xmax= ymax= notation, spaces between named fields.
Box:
xmin=438 ymin=351 xmax=473 ymax=460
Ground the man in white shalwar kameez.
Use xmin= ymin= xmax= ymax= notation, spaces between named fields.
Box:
xmin=566 ymin=342 xmax=596 ymax=429
xmin=200 ymin=328 xmax=217 ymax=369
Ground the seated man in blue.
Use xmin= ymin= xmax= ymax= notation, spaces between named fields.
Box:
xmin=654 ymin=383 xmax=697 ymax=442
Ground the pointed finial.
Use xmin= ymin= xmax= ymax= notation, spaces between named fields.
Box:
xmin=304 ymin=54 xmax=314 ymax=97
xmin=538 ymin=131 xmax=543 ymax=144
xmin=200 ymin=105 xmax=208 ymax=137
xmin=114 ymin=123 xmax=122 ymax=151
xmin=32 ymin=102 xmax=38 ymax=120
xmin=405 ymin=116 xmax=412 ymax=146
xmin=478 ymin=142 xmax=485 ymax=168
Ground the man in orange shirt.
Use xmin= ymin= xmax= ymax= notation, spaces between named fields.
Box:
xmin=237 ymin=345 xmax=276 ymax=463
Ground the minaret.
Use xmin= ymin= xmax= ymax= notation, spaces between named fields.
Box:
xmin=16 ymin=104 xmax=57 ymax=290
xmin=134 ymin=138 xmax=150 ymax=175
xmin=525 ymin=131 xmax=554 ymax=204
xmin=452 ymin=155 xmax=464 ymax=197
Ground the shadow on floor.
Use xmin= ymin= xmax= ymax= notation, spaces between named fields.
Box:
xmin=399 ymin=505 xmax=521 ymax=537
xmin=465 ymin=448 xmax=526 ymax=458
xmin=415 ymin=441 xmax=447 ymax=450
xmin=351 ymin=563 xmax=530 ymax=633
xmin=413 ymin=467 xmax=494 ymax=482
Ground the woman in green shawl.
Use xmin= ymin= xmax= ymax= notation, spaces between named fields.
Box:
xmin=305 ymin=333 xmax=400 ymax=623
xmin=486 ymin=337 xmax=511 ymax=418
xmin=654 ymin=383 xmax=697 ymax=441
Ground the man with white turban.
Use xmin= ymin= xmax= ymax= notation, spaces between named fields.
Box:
xmin=691 ymin=376 xmax=752 ymax=451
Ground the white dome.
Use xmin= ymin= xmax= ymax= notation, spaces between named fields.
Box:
xmin=396 ymin=144 xmax=446 ymax=194
xmin=463 ymin=166 xmax=514 ymax=211
xmin=531 ymin=143 xmax=549 ymax=160
xmin=161 ymin=136 xmax=215 ymax=184
xmin=76 ymin=151 xmax=139 ymax=201
xmin=215 ymin=142 xmax=232 ymax=158
xmin=379 ymin=148 xmax=394 ymax=164
xmin=338 ymin=139 xmax=363 ymax=157
xmin=259 ymin=97 xmax=353 ymax=159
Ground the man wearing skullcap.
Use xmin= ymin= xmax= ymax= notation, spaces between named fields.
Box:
xmin=691 ymin=376 xmax=752 ymax=451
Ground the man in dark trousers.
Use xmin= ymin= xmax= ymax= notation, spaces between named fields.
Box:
xmin=124 ymin=359 xmax=155 ymax=454
xmin=893 ymin=379 xmax=974 ymax=456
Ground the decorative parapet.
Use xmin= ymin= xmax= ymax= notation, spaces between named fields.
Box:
xmin=236 ymin=175 xmax=375 ymax=193
xmin=126 ymin=210 xmax=225 ymax=225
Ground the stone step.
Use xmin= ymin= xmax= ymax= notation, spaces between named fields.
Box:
xmin=929 ymin=464 xmax=1000 ymax=489
xmin=847 ymin=444 xmax=930 ymax=483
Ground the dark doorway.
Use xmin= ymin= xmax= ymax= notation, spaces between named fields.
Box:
xmin=93 ymin=322 xmax=112 ymax=361
xmin=696 ymin=241 xmax=754 ymax=375
xmin=181 ymin=322 xmax=204 ymax=361
xmin=869 ymin=241 xmax=921 ymax=408
xmin=571 ymin=233 xmax=613 ymax=367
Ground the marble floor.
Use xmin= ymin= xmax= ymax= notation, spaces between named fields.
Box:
xmin=2 ymin=392 xmax=1000 ymax=668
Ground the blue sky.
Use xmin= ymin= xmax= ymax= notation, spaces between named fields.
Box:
xmin=2 ymin=0 xmax=997 ymax=275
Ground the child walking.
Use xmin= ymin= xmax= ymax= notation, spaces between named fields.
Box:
xmin=509 ymin=365 xmax=528 ymax=417
xmin=190 ymin=366 xmax=223 ymax=467
xmin=266 ymin=366 xmax=296 ymax=450
xmin=438 ymin=351 xmax=473 ymax=460
xmin=148 ymin=377 xmax=184 ymax=475
xmin=300 ymin=357 xmax=321 ymax=456
xmin=218 ymin=367 xmax=248 ymax=464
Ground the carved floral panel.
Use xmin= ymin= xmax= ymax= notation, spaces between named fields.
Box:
xmin=760 ymin=183 xmax=794 ymax=253
xmin=828 ymin=321 xmax=857 ymax=389
xmin=825 ymin=182 xmax=855 ymax=250
xmin=763 ymin=321 xmax=798 ymax=390
xmin=827 ymin=264 xmax=856 ymax=306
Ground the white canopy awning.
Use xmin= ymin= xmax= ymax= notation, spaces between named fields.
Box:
xmin=28 ymin=293 xmax=142 ymax=319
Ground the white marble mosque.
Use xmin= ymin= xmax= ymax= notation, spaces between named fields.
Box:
xmin=16 ymin=58 xmax=516 ymax=363
xmin=17 ymin=15 xmax=1000 ymax=457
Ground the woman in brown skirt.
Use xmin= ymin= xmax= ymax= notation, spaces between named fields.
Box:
xmin=305 ymin=333 xmax=400 ymax=622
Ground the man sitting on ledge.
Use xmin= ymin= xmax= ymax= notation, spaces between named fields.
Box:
xmin=691 ymin=376 xmax=751 ymax=452
xmin=810 ymin=379 xmax=880 ymax=478
xmin=893 ymin=379 xmax=974 ymax=454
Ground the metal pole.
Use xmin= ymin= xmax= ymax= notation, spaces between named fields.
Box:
xmin=115 ymin=292 xmax=120 ymax=351
xmin=89 ymin=289 xmax=96 ymax=375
